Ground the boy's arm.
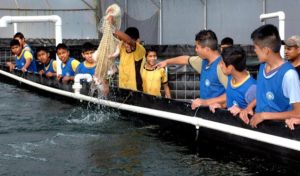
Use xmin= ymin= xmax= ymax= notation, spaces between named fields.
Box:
xmin=217 ymin=64 xmax=228 ymax=88
xmin=191 ymin=93 xmax=226 ymax=110
xmin=155 ymin=55 xmax=190 ymax=68
xmin=22 ymin=51 xmax=33 ymax=72
xmin=250 ymin=103 xmax=300 ymax=128
xmin=204 ymin=93 xmax=226 ymax=106
xmin=114 ymin=30 xmax=136 ymax=48
xmin=106 ymin=14 xmax=136 ymax=48
xmin=163 ymin=83 xmax=171 ymax=98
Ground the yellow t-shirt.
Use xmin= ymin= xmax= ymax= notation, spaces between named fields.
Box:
xmin=141 ymin=66 xmax=168 ymax=96
xmin=119 ymin=42 xmax=146 ymax=90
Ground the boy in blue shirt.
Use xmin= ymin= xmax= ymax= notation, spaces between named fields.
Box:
xmin=36 ymin=47 xmax=57 ymax=78
xmin=7 ymin=39 xmax=37 ymax=73
xmin=76 ymin=42 xmax=96 ymax=76
xmin=156 ymin=30 xmax=228 ymax=109
xmin=209 ymin=46 xmax=256 ymax=124
xmin=249 ymin=24 xmax=300 ymax=128
xmin=13 ymin=32 xmax=34 ymax=55
xmin=56 ymin=43 xmax=80 ymax=83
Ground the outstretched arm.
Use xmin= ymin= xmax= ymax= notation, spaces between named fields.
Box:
xmin=156 ymin=55 xmax=190 ymax=68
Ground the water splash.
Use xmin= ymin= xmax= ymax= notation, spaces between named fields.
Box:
xmin=66 ymin=101 xmax=120 ymax=125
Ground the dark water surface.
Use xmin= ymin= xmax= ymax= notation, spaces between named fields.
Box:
xmin=0 ymin=83 xmax=293 ymax=175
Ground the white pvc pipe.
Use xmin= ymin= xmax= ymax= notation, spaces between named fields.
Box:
xmin=0 ymin=15 xmax=63 ymax=74
xmin=13 ymin=23 xmax=17 ymax=34
xmin=159 ymin=0 xmax=162 ymax=44
xmin=74 ymin=73 xmax=93 ymax=83
xmin=260 ymin=11 xmax=285 ymax=57
xmin=204 ymin=0 xmax=207 ymax=29
xmin=72 ymin=73 xmax=93 ymax=94
xmin=1 ymin=69 xmax=300 ymax=152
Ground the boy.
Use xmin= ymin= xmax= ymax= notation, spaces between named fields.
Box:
xmin=56 ymin=43 xmax=80 ymax=83
xmin=220 ymin=37 xmax=234 ymax=52
xmin=76 ymin=42 xmax=96 ymax=76
xmin=249 ymin=24 xmax=300 ymax=128
xmin=209 ymin=46 xmax=256 ymax=124
xmin=141 ymin=48 xmax=171 ymax=98
xmin=13 ymin=32 xmax=34 ymax=55
xmin=6 ymin=39 xmax=37 ymax=72
xmin=156 ymin=30 xmax=228 ymax=109
xmin=284 ymin=35 xmax=300 ymax=75
xmin=36 ymin=47 xmax=57 ymax=78
xmin=112 ymin=26 xmax=146 ymax=91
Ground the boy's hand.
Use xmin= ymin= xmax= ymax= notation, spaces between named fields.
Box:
xmin=191 ymin=98 xmax=207 ymax=110
xmin=239 ymin=108 xmax=253 ymax=124
xmin=46 ymin=72 xmax=55 ymax=78
xmin=21 ymin=67 xmax=27 ymax=72
xmin=285 ymin=118 xmax=300 ymax=130
xmin=39 ymin=70 xmax=44 ymax=76
xmin=250 ymin=112 xmax=267 ymax=128
xmin=228 ymin=105 xmax=241 ymax=116
xmin=155 ymin=60 xmax=168 ymax=69
xmin=57 ymin=74 xmax=62 ymax=80
xmin=62 ymin=76 xmax=71 ymax=83
xmin=6 ymin=62 xmax=15 ymax=72
xmin=209 ymin=103 xmax=221 ymax=113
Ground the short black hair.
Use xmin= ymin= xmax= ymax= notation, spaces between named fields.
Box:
xmin=195 ymin=30 xmax=218 ymax=50
xmin=251 ymin=24 xmax=281 ymax=53
xmin=56 ymin=43 xmax=69 ymax=52
xmin=146 ymin=47 xmax=157 ymax=57
xmin=125 ymin=27 xmax=140 ymax=41
xmin=221 ymin=37 xmax=234 ymax=46
xmin=10 ymin=39 xmax=20 ymax=47
xmin=13 ymin=32 xmax=25 ymax=39
xmin=221 ymin=46 xmax=246 ymax=72
xmin=36 ymin=46 xmax=49 ymax=54
xmin=81 ymin=42 xmax=95 ymax=53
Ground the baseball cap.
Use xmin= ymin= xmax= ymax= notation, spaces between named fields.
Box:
xmin=283 ymin=35 xmax=300 ymax=47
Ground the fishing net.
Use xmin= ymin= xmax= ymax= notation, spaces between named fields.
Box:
xmin=93 ymin=4 xmax=121 ymax=84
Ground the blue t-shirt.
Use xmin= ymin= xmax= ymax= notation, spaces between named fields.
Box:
xmin=61 ymin=58 xmax=77 ymax=77
xmin=200 ymin=56 xmax=226 ymax=99
xmin=256 ymin=62 xmax=295 ymax=112
xmin=15 ymin=50 xmax=37 ymax=72
xmin=226 ymin=75 xmax=256 ymax=109
xmin=44 ymin=59 xmax=56 ymax=74
xmin=76 ymin=62 xmax=96 ymax=76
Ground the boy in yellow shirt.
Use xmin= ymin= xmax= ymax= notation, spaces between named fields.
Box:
xmin=113 ymin=27 xmax=146 ymax=91
xmin=141 ymin=48 xmax=171 ymax=98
